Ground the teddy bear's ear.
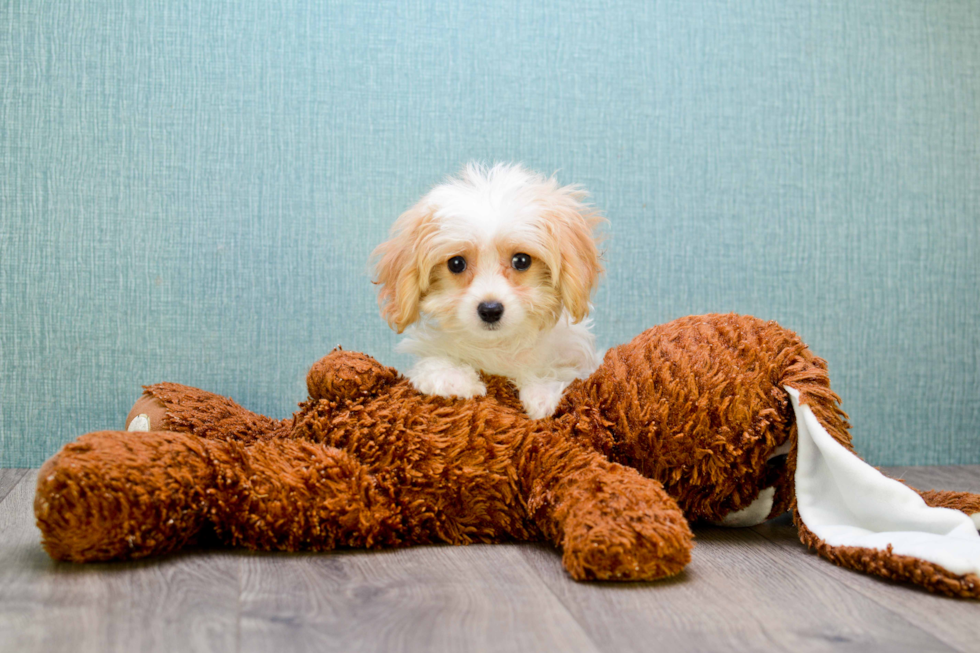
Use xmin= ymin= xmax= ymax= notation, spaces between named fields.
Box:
xmin=372 ymin=201 xmax=435 ymax=333
xmin=307 ymin=350 xmax=400 ymax=402
xmin=786 ymin=386 xmax=980 ymax=598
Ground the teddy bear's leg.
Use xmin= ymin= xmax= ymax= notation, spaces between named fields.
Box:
xmin=128 ymin=383 xmax=290 ymax=443
xmin=202 ymin=438 xmax=409 ymax=551
xmin=35 ymin=430 xmax=215 ymax=562
xmin=525 ymin=437 xmax=694 ymax=581
xmin=36 ymin=430 xmax=412 ymax=562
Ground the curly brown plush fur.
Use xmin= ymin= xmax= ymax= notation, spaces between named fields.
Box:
xmin=34 ymin=313 xmax=980 ymax=595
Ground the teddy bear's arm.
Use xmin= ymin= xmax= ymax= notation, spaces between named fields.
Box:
xmin=522 ymin=431 xmax=694 ymax=581
xmin=306 ymin=350 xmax=400 ymax=403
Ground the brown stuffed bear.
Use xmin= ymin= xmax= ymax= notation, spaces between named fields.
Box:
xmin=34 ymin=313 xmax=980 ymax=597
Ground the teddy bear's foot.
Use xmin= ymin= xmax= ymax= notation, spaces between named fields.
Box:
xmin=35 ymin=430 xmax=214 ymax=562
xmin=125 ymin=393 xmax=170 ymax=432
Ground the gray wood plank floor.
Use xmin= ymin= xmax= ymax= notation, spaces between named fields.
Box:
xmin=2 ymin=466 xmax=978 ymax=653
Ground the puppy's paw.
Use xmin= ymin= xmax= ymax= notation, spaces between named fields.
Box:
xmin=409 ymin=358 xmax=487 ymax=399
xmin=519 ymin=380 xmax=567 ymax=419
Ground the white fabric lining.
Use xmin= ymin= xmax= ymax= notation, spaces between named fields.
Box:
xmin=716 ymin=486 xmax=775 ymax=527
xmin=787 ymin=386 xmax=980 ymax=577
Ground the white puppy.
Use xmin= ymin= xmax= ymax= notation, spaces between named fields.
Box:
xmin=372 ymin=163 xmax=604 ymax=419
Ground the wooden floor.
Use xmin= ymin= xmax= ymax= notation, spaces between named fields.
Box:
xmin=1 ymin=466 xmax=978 ymax=653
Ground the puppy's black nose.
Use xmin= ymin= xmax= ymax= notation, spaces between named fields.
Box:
xmin=477 ymin=301 xmax=504 ymax=324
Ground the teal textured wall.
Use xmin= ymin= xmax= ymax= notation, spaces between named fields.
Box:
xmin=2 ymin=1 xmax=979 ymax=467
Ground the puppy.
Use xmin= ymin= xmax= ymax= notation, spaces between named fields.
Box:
xmin=372 ymin=163 xmax=604 ymax=419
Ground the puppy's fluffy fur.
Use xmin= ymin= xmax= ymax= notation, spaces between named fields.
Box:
xmin=372 ymin=163 xmax=604 ymax=419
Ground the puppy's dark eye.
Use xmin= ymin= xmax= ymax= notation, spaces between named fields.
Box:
xmin=447 ymin=256 xmax=467 ymax=274
xmin=511 ymin=253 xmax=532 ymax=271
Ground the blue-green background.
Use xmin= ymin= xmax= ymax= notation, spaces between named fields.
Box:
xmin=2 ymin=1 xmax=978 ymax=466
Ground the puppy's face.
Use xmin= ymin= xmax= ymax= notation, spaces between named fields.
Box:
xmin=373 ymin=164 xmax=603 ymax=342
xmin=419 ymin=235 xmax=560 ymax=340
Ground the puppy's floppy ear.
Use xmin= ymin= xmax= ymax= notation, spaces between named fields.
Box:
xmin=547 ymin=187 xmax=604 ymax=323
xmin=372 ymin=201 xmax=435 ymax=333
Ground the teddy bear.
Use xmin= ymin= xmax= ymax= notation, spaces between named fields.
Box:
xmin=33 ymin=313 xmax=980 ymax=597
